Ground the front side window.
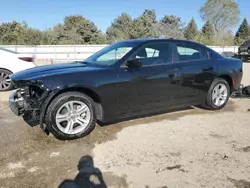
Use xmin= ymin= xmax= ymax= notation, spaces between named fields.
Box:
xmin=177 ymin=44 xmax=203 ymax=62
xmin=84 ymin=41 xmax=136 ymax=66
xmin=130 ymin=42 xmax=172 ymax=66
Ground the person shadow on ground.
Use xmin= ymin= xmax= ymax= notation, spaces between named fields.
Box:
xmin=58 ymin=155 xmax=107 ymax=188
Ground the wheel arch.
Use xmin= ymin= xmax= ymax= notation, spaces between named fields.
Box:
xmin=40 ymin=86 xmax=104 ymax=128
xmin=0 ymin=67 xmax=13 ymax=74
xmin=216 ymin=74 xmax=233 ymax=94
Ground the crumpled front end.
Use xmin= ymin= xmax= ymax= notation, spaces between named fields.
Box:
xmin=9 ymin=84 xmax=48 ymax=127
xmin=9 ymin=88 xmax=26 ymax=116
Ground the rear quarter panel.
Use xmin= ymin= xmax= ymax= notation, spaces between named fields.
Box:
xmin=217 ymin=57 xmax=243 ymax=91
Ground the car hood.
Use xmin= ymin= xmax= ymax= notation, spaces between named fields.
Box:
xmin=10 ymin=62 xmax=99 ymax=81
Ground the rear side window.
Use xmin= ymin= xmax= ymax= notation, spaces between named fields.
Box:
xmin=176 ymin=43 xmax=209 ymax=62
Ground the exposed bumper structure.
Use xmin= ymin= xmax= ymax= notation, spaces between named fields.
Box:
xmin=8 ymin=88 xmax=41 ymax=127
xmin=9 ymin=90 xmax=25 ymax=116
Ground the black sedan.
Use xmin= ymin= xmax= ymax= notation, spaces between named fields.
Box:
xmin=9 ymin=39 xmax=243 ymax=140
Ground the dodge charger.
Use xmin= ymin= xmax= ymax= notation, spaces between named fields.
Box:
xmin=9 ymin=39 xmax=243 ymax=140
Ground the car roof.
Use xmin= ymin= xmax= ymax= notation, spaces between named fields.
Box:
xmin=120 ymin=38 xmax=209 ymax=48
xmin=120 ymin=38 xmax=223 ymax=59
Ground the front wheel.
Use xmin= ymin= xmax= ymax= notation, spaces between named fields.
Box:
xmin=203 ymin=78 xmax=230 ymax=110
xmin=45 ymin=92 xmax=96 ymax=140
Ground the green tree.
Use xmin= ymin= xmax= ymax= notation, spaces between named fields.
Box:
xmin=44 ymin=15 xmax=106 ymax=45
xmin=130 ymin=9 xmax=157 ymax=39
xmin=155 ymin=15 xmax=184 ymax=39
xmin=184 ymin=18 xmax=198 ymax=40
xmin=200 ymin=0 xmax=240 ymax=33
xmin=0 ymin=16 xmax=106 ymax=45
xmin=106 ymin=13 xmax=133 ymax=43
xmin=234 ymin=18 xmax=250 ymax=45
xmin=0 ymin=21 xmax=22 ymax=45
xmin=18 ymin=23 xmax=43 ymax=45
xmin=201 ymin=21 xmax=214 ymax=40
xmin=219 ymin=30 xmax=235 ymax=45
xmin=194 ymin=20 xmax=215 ymax=45
xmin=42 ymin=28 xmax=59 ymax=45
xmin=63 ymin=15 xmax=106 ymax=44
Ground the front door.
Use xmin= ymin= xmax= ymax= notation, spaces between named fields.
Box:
xmin=117 ymin=42 xmax=180 ymax=116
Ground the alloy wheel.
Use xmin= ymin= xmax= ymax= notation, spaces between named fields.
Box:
xmin=0 ymin=71 xmax=11 ymax=91
xmin=212 ymin=83 xmax=228 ymax=107
xmin=55 ymin=100 xmax=91 ymax=135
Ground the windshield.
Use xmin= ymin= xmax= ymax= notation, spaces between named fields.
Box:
xmin=83 ymin=41 xmax=137 ymax=66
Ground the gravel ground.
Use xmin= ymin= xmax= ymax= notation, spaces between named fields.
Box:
xmin=0 ymin=63 xmax=250 ymax=188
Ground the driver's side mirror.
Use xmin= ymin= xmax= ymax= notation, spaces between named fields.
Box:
xmin=126 ymin=59 xmax=143 ymax=68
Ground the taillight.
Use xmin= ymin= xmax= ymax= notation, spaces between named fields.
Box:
xmin=18 ymin=57 xmax=34 ymax=62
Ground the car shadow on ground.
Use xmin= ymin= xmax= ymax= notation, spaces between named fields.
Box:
xmin=58 ymin=155 xmax=107 ymax=188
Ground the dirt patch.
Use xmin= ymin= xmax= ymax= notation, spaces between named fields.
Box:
xmin=242 ymin=146 xmax=250 ymax=152
xmin=234 ymin=145 xmax=250 ymax=153
xmin=209 ymin=132 xmax=227 ymax=140
xmin=228 ymin=178 xmax=250 ymax=188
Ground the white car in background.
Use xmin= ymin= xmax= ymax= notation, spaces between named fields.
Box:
xmin=0 ymin=47 xmax=36 ymax=91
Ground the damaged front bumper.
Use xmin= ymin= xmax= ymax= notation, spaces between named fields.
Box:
xmin=9 ymin=89 xmax=26 ymax=116
xmin=8 ymin=87 xmax=43 ymax=127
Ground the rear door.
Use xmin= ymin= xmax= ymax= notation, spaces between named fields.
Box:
xmin=172 ymin=42 xmax=216 ymax=104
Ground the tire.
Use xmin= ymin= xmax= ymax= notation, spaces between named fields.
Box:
xmin=203 ymin=78 xmax=230 ymax=110
xmin=45 ymin=91 xmax=96 ymax=140
xmin=0 ymin=69 xmax=13 ymax=91
xmin=248 ymin=48 xmax=250 ymax=55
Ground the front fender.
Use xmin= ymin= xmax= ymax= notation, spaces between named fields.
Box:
xmin=39 ymin=84 xmax=98 ymax=129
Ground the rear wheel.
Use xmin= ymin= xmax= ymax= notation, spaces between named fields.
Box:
xmin=203 ymin=78 xmax=230 ymax=110
xmin=0 ymin=69 xmax=13 ymax=91
xmin=45 ymin=92 xmax=96 ymax=140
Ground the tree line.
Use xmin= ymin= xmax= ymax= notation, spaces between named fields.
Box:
xmin=0 ymin=0 xmax=249 ymax=46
